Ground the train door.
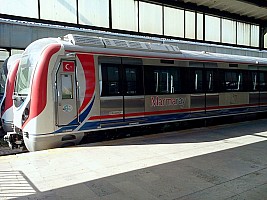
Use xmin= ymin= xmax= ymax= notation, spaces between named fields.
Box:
xmin=205 ymin=67 xmax=220 ymax=116
xmin=259 ymin=71 xmax=267 ymax=110
xmin=99 ymin=57 xmax=124 ymax=128
xmin=99 ymin=57 xmax=144 ymax=128
xmin=122 ymin=59 xmax=144 ymax=124
xmin=56 ymin=60 xmax=79 ymax=126
xmin=189 ymin=63 xmax=206 ymax=118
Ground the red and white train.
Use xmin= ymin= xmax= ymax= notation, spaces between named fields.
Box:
xmin=8 ymin=34 xmax=267 ymax=151
xmin=1 ymin=54 xmax=21 ymax=131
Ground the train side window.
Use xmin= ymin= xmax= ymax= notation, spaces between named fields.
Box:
xmin=224 ymin=70 xmax=243 ymax=91
xmin=145 ymin=66 xmax=180 ymax=95
xmin=124 ymin=66 xmax=143 ymax=95
xmin=259 ymin=71 xmax=267 ymax=91
xmin=101 ymin=64 xmax=121 ymax=96
xmin=61 ymin=74 xmax=73 ymax=99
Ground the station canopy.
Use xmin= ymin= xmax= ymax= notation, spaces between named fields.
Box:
xmin=168 ymin=0 xmax=267 ymax=22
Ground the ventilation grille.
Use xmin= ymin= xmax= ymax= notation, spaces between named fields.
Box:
xmin=102 ymin=38 xmax=149 ymax=51
xmin=63 ymin=34 xmax=181 ymax=53
xmin=64 ymin=34 xmax=104 ymax=47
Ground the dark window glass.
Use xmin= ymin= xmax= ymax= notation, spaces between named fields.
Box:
xmin=145 ymin=66 xmax=181 ymax=95
xmin=224 ymin=70 xmax=243 ymax=91
xmin=194 ymin=69 xmax=203 ymax=92
xmin=206 ymin=69 xmax=216 ymax=92
xmin=124 ymin=66 xmax=143 ymax=95
xmin=259 ymin=71 xmax=267 ymax=91
xmin=101 ymin=63 xmax=144 ymax=96
xmin=250 ymin=71 xmax=258 ymax=91
xmin=101 ymin=64 xmax=121 ymax=96
xmin=242 ymin=70 xmax=252 ymax=92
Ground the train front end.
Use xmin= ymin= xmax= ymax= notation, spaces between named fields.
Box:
xmin=12 ymin=38 xmax=62 ymax=151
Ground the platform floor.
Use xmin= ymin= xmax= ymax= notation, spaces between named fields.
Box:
xmin=1 ymin=119 xmax=267 ymax=200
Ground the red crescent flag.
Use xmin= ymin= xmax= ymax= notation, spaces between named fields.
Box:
xmin=62 ymin=61 xmax=75 ymax=72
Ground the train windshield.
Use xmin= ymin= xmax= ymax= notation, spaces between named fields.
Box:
xmin=15 ymin=39 xmax=56 ymax=96
xmin=0 ymin=65 xmax=7 ymax=95
xmin=15 ymin=55 xmax=33 ymax=95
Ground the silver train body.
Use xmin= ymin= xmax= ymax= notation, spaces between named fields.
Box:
xmin=10 ymin=34 xmax=267 ymax=151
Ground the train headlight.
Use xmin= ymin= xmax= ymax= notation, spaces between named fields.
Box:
xmin=22 ymin=108 xmax=29 ymax=125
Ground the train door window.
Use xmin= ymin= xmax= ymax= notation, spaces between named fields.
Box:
xmin=259 ymin=71 xmax=267 ymax=91
xmin=205 ymin=69 xmax=215 ymax=92
xmin=193 ymin=69 xmax=203 ymax=92
xmin=124 ymin=66 xmax=143 ymax=95
xmin=101 ymin=64 xmax=121 ymax=96
xmin=160 ymin=71 xmax=170 ymax=93
xmin=224 ymin=70 xmax=243 ymax=91
xmin=242 ymin=70 xmax=251 ymax=92
xmin=250 ymin=71 xmax=258 ymax=91
xmin=61 ymin=74 xmax=73 ymax=99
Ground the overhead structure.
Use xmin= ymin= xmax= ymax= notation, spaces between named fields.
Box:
xmin=1 ymin=0 xmax=267 ymax=57
xmin=164 ymin=0 xmax=267 ymax=21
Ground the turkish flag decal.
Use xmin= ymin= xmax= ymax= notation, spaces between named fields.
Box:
xmin=62 ymin=61 xmax=75 ymax=72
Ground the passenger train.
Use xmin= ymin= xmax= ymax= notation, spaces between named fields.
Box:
xmin=0 ymin=56 xmax=10 ymax=103
xmin=8 ymin=34 xmax=267 ymax=151
xmin=1 ymin=54 xmax=21 ymax=147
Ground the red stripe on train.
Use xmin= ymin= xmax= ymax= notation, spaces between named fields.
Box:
xmin=23 ymin=44 xmax=61 ymax=128
xmin=89 ymin=103 xmax=267 ymax=121
xmin=3 ymin=60 xmax=20 ymax=113
xmin=77 ymin=54 xmax=95 ymax=113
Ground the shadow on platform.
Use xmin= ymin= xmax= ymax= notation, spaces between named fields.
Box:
xmin=5 ymin=139 xmax=267 ymax=200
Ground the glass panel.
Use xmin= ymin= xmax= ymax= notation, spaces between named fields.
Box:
xmin=78 ymin=0 xmax=109 ymax=28
xmin=0 ymin=52 xmax=8 ymax=95
xmin=61 ymin=74 xmax=73 ymax=99
xmin=101 ymin=65 xmax=121 ymax=96
xmin=264 ymin=33 xmax=267 ymax=48
xmin=164 ymin=7 xmax=184 ymax=37
xmin=249 ymin=71 xmax=258 ymax=91
xmin=139 ymin=2 xmax=163 ymax=35
xmin=185 ymin=10 xmax=195 ymax=39
xmin=205 ymin=15 xmax=220 ymax=42
xmin=0 ymin=66 xmax=6 ymax=95
xmin=194 ymin=69 xmax=203 ymax=92
xmin=125 ymin=68 xmax=137 ymax=95
xmin=0 ymin=0 xmax=38 ymax=18
xmin=251 ymin=24 xmax=259 ymax=47
xmin=40 ymin=0 xmax=77 ymax=23
xmin=259 ymin=72 xmax=267 ymax=91
xmin=225 ymin=71 xmax=243 ymax=91
xmin=146 ymin=66 xmax=180 ymax=95
xmin=197 ymin=13 xmax=203 ymax=40
xmin=206 ymin=70 xmax=214 ymax=92
xmin=15 ymin=55 xmax=34 ymax=95
xmin=237 ymin=22 xmax=250 ymax=46
xmin=15 ymin=39 xmax=56 ymax=96
xmin=222 ymin=18 xmax=236 ymax=44
xmin=112 ymin=0 xmax=138 ymax=31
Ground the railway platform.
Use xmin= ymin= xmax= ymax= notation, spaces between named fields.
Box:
xmin=1 ymin=119 xmax=267 ymax=200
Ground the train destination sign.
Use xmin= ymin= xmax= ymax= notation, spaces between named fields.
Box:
xmin=151 ymin=96 xmax=186 ymax=107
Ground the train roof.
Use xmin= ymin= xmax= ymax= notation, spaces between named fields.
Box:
xmin=61 ymin=34 xmax=267 ymax=66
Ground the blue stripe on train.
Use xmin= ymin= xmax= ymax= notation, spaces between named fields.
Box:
xmin=54 ymin=97 xmax=95 ymax=133
xmin=55 ymin=106 xmax=266 ymax=133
